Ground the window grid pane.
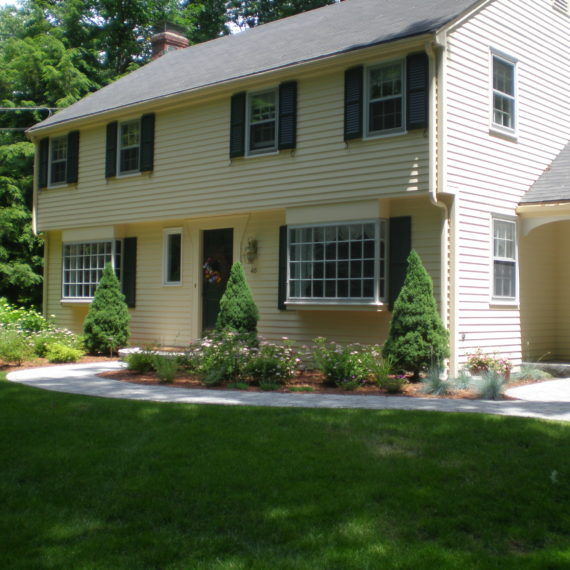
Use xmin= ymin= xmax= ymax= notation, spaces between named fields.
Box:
xmin=288 ymin=221 xmax=385 ymax=302
xmin=368 ymin=62 xmax=403 ymax=134
xmin=493 ymin=220 xmax=516 ymax=298
xmin=492 ymin=56 xmax=515 ymax=130
xmin=50 ymin=137 xmax=67 ymax=185
xmin=62 ymin=241 xmax=120 ymax=299
xmin=119 ymin=121 xmax=140 ymax=172
xmin=249 ymin=90 xmax=276 ymax=151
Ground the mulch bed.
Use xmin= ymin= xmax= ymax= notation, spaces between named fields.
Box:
xmin=2 ymin=356 xmax=550 ymax=400
xmin=98 ymin=368 xmax=480 ymax=399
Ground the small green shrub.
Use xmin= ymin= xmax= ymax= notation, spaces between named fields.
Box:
xmin=245 ymin=342 xmax=298 ymax=385
xmin=474 ymin=370 xmax=505 ymax=400
xmin=312 ymin=337 xmax=374 ymax=388
xmin=511 ymin=365 xmax=552 ymax=382
xmin=380 ymin=375 xmax=408 ymax=394
xmin=153 ymin=355 xmax=179 ymax=383
xmin=83 ymin=264 xmax=130 ymax=355
xmin=422 ymin=368 xmax=453 ymax=396
xmin=126 ymin=351 xmax=156 ymax=374
xmin=288 ymin=386 xmax=314 ymax=392
xmin=215 ymin=261 xmax=258 ymax=344
xmin=45 ymin=343 xmax=84 ymax=363
xmin=259 ymin=381 xmax=279 ymax=391
xmin=31 ymin=329 xmax=84 ymax=357
xmin=0 ymin=298 xmax=51 ymax=332
xmin=0 ymin=329 xmax=34 ymax=365
xmin=383 ymin=250 xmax=449 ymax=378
xmin=191 ymin=332 xmax=249 ymax=386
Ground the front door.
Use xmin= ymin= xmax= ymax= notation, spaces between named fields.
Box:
xmin=202 ymin=228 xmax=233 ymax=334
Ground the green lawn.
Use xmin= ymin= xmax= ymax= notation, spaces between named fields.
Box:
xmin=1 ymin=373 xmax=569 ymax=569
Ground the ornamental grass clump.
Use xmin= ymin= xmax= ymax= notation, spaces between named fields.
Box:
xmin=421 ymin=367 xmax=453 ymax=396
xmin=312 ymin=337 xmax=374 ymax=389
xmin=383 ymin=250 xmax=449 ymax=379
xmin=83 ymin=264 xmax=130 ymax=355
xmin=152 ymin=355 xmax=179 ymax=383
xmin=215 ymin=261 xmax=258 ymax=345
xmin=474 ymin=370 xmax=505 ymax=400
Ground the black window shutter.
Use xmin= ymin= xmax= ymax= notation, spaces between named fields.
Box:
xmin=122 ymin=237 xmax=137 ymax=308
xmin=278 ymin=81 xmax=297 ymax=150
xmin=278 ymin=225 xmax=288 ymax=310
xmin=105 ymin=121 xmax=118 ymax=178
xmin=388 ymin=216 xmax=411 ymax=310
xmin=229 ymin=92 xmax=246 ymax=158
xmin=38 ymin=138 xmax=49 ymax=189
xmin=406 ymin=52 xmax=429 ymax=130
xmin=344 ymin=66 xmax=363 ymax=141
xmin=140 ymin=113 xmax=155 ymax=172
xmin=66 ymin=131 xmax=80 ymax=184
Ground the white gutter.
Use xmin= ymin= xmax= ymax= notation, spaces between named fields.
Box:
xmin=426 ymin=34 xmax=458 ymax=376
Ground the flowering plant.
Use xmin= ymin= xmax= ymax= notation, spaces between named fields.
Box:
xmin=466 ymin=348 xmax=512 ymax=376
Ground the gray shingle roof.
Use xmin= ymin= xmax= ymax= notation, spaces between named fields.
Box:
xmin=30 ymin=0 xmax=480 ymax=132
xmin=521 ymin=142 xmax=570 ymax=204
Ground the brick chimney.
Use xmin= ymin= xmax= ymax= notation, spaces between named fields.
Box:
xmin=151 ymin=23 xmax=189 ymax=60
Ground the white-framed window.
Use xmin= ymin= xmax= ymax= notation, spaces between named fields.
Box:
xmin=288 ymin=220 xmax=387 ymax=303
xmin=62 ymin=240 xmax=121 ymax=299
xmin=163 ymin=228 xmax=182 ymax=285
xmin=492 ymin=53 xmax=516 ymax=133
xmin=492 ymin=217 xmax=517 ymax=300
xmin=247 ymin=89 xmax=277 ymax=154
xmin=118 ymin=120 xmax=140 ymax=174
xmin=49 ymin=136 xmax=68 ymax=186
xmin=366 ymin=60 xmax=405 ymax=137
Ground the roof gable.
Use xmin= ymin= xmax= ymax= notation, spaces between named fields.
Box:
xmin=30 ymin=0 xmax=481 ymax=132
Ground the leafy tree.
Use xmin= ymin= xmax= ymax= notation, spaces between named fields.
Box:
xmin=83 ymin=263 xmax=130 ymax=354
xmin=215 ymin=261 xmax=258 ymax=343
xmin=228 ymin=0 xmax=336 ymax=30
xmin=383 ymin=250 xmax=449 ymax=378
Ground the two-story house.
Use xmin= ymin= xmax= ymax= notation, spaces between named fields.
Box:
xmin=28 ymin=0 xmax=570 ymax=374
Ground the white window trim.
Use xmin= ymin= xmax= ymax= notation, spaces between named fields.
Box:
xmin=61 ymin=239 xmax=122 ymax=301
xmin=363 ymin=58 xmax=406 ymax=139
xmin=286 ymin=219 xmax=387 ymax=306
xmin=117 ymin=119 xmax=141 ymax=176
xmin=489 ymin=50 xmax=518 ymax=139
xmin=245 ymin=88 xmax=278 ymax=156
xmin=48 ymin=135 xmax=68 ymax=188
xmin=490 ymin=215 xmax=518 ymax=304
xmin=163 ymin=227 xmax=183 ymax=286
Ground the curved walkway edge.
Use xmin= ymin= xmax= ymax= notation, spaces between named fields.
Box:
xmin=6 ymin=362 xmax=570 ymax=423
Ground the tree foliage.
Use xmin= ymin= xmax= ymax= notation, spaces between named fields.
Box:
xmin=383 ymin=250 xmax=449 ymax=378
xmin=0 ymin=0 xmax=338 ymax=308
xmin=83 ymin=263 xmax=130 ymax=354
xmin=216 ymin=261 xmax=258 ymax=343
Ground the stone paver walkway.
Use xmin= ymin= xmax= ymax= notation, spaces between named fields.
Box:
xmin=6 ymin=362 xmax=570 ymax=423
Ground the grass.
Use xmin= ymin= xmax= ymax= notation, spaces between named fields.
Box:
xmin=1 ymin=372 xmax=570 ymax=569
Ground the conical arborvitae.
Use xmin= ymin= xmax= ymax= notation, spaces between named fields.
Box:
xmin=216 ymin=261 xmax=258 ymax=343
xmin=83 ymin=263 xmax=130 ymax=355
xmin=383 ymin=249 xmax=449 ymax=377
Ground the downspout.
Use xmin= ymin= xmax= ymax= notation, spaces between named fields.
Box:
xmin=426 ymin=35 xmax=457 ymax=376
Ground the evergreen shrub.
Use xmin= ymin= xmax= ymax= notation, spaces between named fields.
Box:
xmin=83 ymin=264 xmax=130 ymax=355
xmin=45 ymin=343 xmax=84 ymax=363
xmin=215 ymin=261 xmax=258 ymax=344
xmin=383 ymin=250 xmax=449 ymax=378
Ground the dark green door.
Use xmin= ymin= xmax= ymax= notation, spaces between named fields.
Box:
xmin=202 ymin=228 xmax=233 ymax=334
